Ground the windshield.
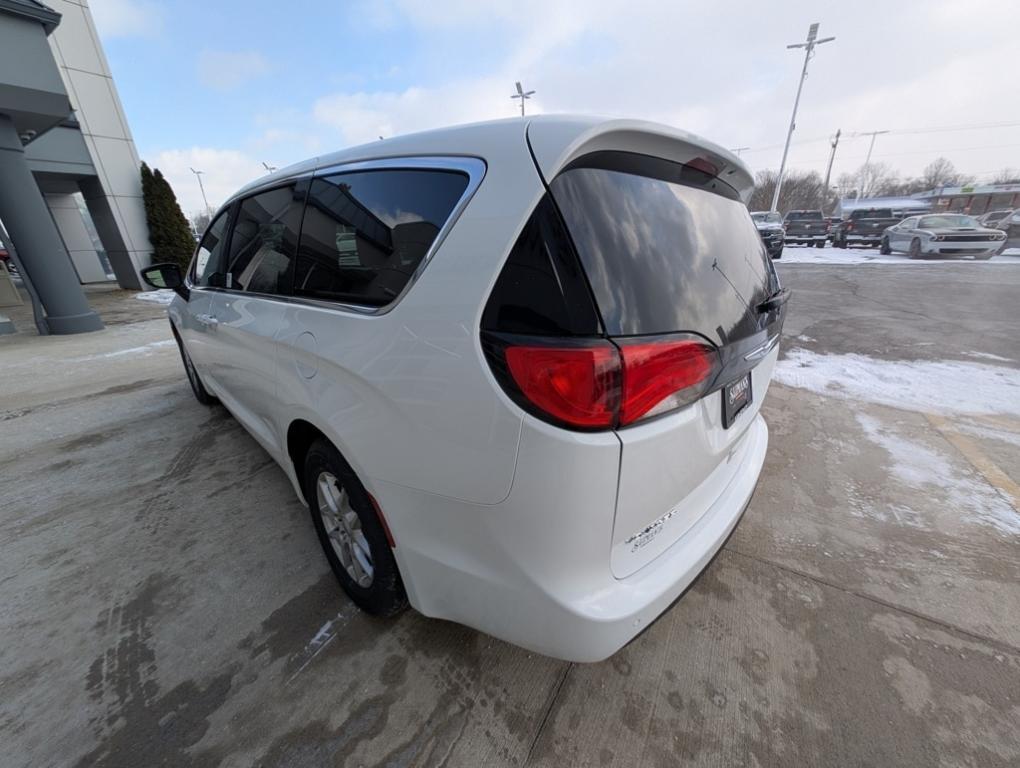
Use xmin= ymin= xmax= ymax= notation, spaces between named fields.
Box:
xmin=751 ymin=212 xmax=782 ymax=224
xmin=850 ymin=208 xmax=894 ymax=219
xmin=785 ymin=211 xmax=822 ymax=220
xmin=918 ymin=214 xmax=980 ymax=229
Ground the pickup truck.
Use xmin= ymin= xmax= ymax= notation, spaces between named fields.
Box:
xmin=833 ymin=208 xmax=903 ymax=248
xmin=783 ymin=210 xmax=828 ymax=248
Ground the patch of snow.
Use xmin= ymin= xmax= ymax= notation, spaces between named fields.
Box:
xmin=950 ymin=420 xmax=1020 ymax=449
xmin=795 ymin=334 xmax=816 ymax=343
xmin=962 ymin=351 xmax=1014 ymax=363
xmin=71 ymin=339 xmax=176 ymax=362
xmin=134 ymin=289 xmax=176 ymax=305
xmin=855 ymin=413 xmax=1020 ymax=535
xmin=1000 ymin=248 xmax=1020 ymax=257
xmin=775 ymin=348 xmax=1020 ymax=418
xmin=777 ymin=246 xmax=1019 ymax=266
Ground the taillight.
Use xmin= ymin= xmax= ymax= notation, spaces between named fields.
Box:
xmin=618 ymin=339 xmax=716 ymax=425
xmin=489 ymin=334 xmax=718 ymax=430
xmin=504 ymin=343 xmax=619 ymax=428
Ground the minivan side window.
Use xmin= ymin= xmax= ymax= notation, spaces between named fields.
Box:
xmin=224 ymin=185 xmax=304 ymax=295
xmin=294 ymin=169 xmax=469 ymax=307
xmin=192 ymin=210 xmax=230 ymax=287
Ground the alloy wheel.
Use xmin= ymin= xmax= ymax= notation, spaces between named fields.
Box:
xmin=316 ymin=471 xmax=374 ymax=588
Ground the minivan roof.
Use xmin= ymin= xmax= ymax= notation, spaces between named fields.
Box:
xmin=229 ymin=115 xmax=754 ymax=208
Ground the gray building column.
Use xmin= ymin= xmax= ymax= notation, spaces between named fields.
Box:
xmin=0 ymin=114 xmax=102 ymax=334
xmin=45 ymin=192 xmax=109 ymax=283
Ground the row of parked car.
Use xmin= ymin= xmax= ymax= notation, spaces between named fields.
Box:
xmin=751 ymin=207 xmax=1019 ymax=260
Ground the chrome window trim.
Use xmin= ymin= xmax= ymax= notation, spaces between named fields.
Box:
xmin=186 ymin=156 xmax=486 ymax=317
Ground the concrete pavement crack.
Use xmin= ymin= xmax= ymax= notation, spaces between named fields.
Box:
xmin=725 ymin=547 xmax=1020 ymax=656
xmin=522 ymin=661 xmax=572 ymax=766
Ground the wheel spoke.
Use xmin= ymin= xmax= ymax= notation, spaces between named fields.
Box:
xmin=313 ymin=470 xmax=374 ymax=588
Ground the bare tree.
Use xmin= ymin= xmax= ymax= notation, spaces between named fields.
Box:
xmin=748 ymin=169 xmax=827 ymax=213
xmin=992 ymin=168 xmax=1020 ymax=184
xmin=854 ymin=162 xmax=899 ymax=198
xmin=920 ymin=157 xmax=964 ymax=189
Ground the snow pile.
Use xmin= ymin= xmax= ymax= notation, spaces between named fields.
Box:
xmin=774 ymin=348 xmax=1020 ymax=418
xmin=777 ymin=247 xmax=1020 ymax=265
xmin=135 ymin=289 xmax=176 ymax=305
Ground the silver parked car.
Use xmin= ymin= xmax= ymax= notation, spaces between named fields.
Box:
xmin=879 ymin=213 xmax=1006 ymax=260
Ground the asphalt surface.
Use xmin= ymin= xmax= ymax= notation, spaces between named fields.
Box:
xmin=2 ymin=264 xmax=1019 ymax=767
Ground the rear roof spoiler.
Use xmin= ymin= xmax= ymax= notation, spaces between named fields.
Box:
xmin=527 ymin=117 xmax=755 ymax=203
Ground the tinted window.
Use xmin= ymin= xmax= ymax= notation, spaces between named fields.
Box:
xmin=193 ymin=210 xmax=230 ymax=287
xmin=295 ymin=169 xmax=468 ymax=307
xmin=550 ymin=154 xmax=774 ymax=342
xmin=785 ymin=211 xmax=823 ymax=220
xmin=850 ymin=208 xmax=893 ymax=219
xmin=225 ymin=185 xmax=304 ymax=295
xmin=481 ymin=195 xmax=601 ymax=336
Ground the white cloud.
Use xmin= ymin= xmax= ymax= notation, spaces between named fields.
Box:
xmin=148 ymin=148 xmax=266 ymax=217
xmin=196 ymin=50 xmax=270 ymax=91
xmin=88 ymin=0 xmax=163 ymax=38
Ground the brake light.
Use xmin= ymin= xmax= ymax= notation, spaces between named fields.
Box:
xmin=504 ymin=344 xmax=619 ymax=428
xmin=618 ymin=339 xmax=715 ymax=425
xmin=846 ymin=222 xmax=854 ymax=231
xmin=497 ymin=336 xmax=718 ymax=429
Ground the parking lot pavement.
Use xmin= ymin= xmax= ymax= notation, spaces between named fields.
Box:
xmin=2 ymin=262 xmax=1019 ymax=767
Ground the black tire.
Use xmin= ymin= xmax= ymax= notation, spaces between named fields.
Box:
xmin=880 ymin=237 xmax=892 ymax=255
xmin=174 ymin=331 xmax=217 ymax=405
xmin=815 ymin=240 xmax=825 ymax=248
xmin=303 ymin=439 xmax=408 ymax=617
xmin=772 ymin=249 xmax=782 ymax=260
xmin=908 ymin=238 xmax=923 ymax=260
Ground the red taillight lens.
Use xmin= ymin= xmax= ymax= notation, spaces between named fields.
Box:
xmin=498 ymin=336 xmax=717 ymax=429
xmin=504 ymin=344 xmax=619 ymax=428
xmin=618 ymin=339 xmax=716 ymax=425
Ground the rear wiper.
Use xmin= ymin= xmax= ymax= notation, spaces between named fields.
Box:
xmin=757 ymin=287 xmax=791 ymax=314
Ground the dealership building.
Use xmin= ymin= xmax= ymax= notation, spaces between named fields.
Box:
xmin=914 ymin=183 xmax=1020 ymax=216
xmin=0 ymin=0 xmax=151 ymax=333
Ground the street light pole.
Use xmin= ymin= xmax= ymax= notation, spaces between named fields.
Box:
xmin=822 ymin=128 xmax=841 ymax=209
xmin=511 ymin=81 xmax=535 ymax=116
xmin=855 ymin=129 xmax=889 ymax=199
xmin=189 ymin=167 xmax=209 ymax=212
xmin=770 ymin=23 xmax=835 ymax=213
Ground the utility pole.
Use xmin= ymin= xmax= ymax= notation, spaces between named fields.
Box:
xmin=855 ymin=129 xmax=889 ymax=199
xmin=261 ymin=161 xmax=277 ymax=173
xmin=770 ymin=23 xmax=835 ymax=212
xmin=822 ymin=128 xmax=841 ymax=209
xmin=189 ymin=167 xmax=209 ymax=212
xmin=511 ymin=81 xmax=535 ymax=116
xmin=731 ymin=146 xmax=750 ymax=156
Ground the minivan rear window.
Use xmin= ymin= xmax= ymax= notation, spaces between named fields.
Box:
xmin=549 ymin=153 xmax=773 ymax=343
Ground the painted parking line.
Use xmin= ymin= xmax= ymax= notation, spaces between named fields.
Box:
xmin=926 ymin=413 xmax=1020 ymax=512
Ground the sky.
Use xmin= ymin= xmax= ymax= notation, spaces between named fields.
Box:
xmin=88 ymin=0 xmax=1020 ymax=216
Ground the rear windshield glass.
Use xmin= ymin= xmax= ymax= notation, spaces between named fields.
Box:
xmin=549 ymin=154 xmax=774 ymax=342
xmin=751 ymin=212 xmax=782 ymax=224
xmin=785 ymin=211 xmax=823 ymax=220
xmin=850 ymin=208 xmax=894 ymax=219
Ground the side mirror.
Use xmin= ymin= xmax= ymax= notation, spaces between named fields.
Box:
xmin=140 ymin=263 xmax=189 ymax=300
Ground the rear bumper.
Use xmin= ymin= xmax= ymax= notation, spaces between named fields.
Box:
xmin=846 ymin=233 xmax=882 ymax=243
xmin=374 ymin=414 xmax=769 ymax=662
xmin=785 ymin=233 xmax=826 ymax=242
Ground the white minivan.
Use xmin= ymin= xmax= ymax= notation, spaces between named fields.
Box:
xmin=142 ymin=116 xmax=787 ymax=662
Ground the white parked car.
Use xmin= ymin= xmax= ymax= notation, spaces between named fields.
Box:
xmin=880 ymin=213 xmax=1006 ymax=259
xmin=141 ymin=116 xmax=787 ymax=662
